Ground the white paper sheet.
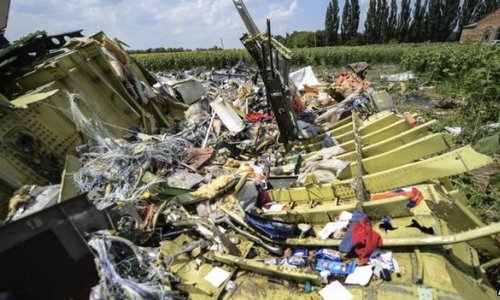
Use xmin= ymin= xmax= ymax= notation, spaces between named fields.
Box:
xmin=345 ymin=265 xmax=373 ymax=286
xmin=204 ymin=267 xmax=231 ymax=288
xmin=318 ymin=221 xmax=349 ymax=240
xmin=319 ymin=280 xmax=353 ymax=300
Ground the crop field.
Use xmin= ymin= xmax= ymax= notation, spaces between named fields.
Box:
xmin=131 ymin=43 xmax=495 ymax=71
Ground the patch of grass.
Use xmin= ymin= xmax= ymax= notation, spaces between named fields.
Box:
xmin=400 ymin=45 xmax=499 ymax=226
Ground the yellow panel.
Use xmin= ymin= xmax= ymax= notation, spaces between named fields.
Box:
xmin=362 ymin=146 xmax=493 ymax=193
xmin=299 ymin=115 xmax=353 ymax=145
xmin=360 ymin=120 xmax=437 ymax=158
xmin=340 ymin=133 xmax=451 ymax=179
xmin=304 ymin=113 xmax=405 ymax=151
xmin=335 ymin=120 xmax=436 ymax=162
xmin=270 ymin=146 xmax=493 ymax=202
xmin=422 ymin=253 xmax=457 ymax=293
xmin=362 ymin=118 xmax=413 ymax=145
xmin=359 ymin=111 xmax=400 ymax=135
xmin=334 ymin=130 xmax=354 ymax=144
xmin=227 ymin=275 xmax=320 ymax=300
xmin=263 ymin=197 xmax=412 ymax=223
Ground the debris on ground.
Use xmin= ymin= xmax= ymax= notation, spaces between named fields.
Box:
xmin=0 ymin=1 xmax=499 ymax=299
xmin=380 ymin=71 xmax=416 ymax=82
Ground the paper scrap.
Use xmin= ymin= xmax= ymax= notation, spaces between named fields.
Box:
xmin=345 ymin=265 xmax=373 ymax=286
xmin=318 ymin=221 xmax=348 ymax=240
xmin=204 ymin=267 xmax=231 ymax=288
xmin=319 ymin=280 xmax=353 ymax=300
xmin=338 ymin=211 xmax=353 ymax=221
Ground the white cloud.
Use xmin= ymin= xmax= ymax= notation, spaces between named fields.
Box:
xmin=267 ymin=0 xmax=299 ymax=20
xmin=6 ymin=0 xmax=368 ymax=49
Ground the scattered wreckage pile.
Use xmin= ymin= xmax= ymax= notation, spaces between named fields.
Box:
xmin=0 ymin=29 xmax=499 ymax=300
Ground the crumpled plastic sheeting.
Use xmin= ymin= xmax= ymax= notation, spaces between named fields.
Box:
xmin=298 ymin=157 xmax=350 ymax=184
xmin=307 ymin=146 xmax=347 ymax=162
xmin=380 ymin=71 xmax=415 ymax=82
xmin=290 ymin=66 xmax=321 ymax=91
xmin=297 ymin=145 xmax=349 ymax=183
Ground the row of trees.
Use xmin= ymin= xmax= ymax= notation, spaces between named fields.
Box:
xmin=128 ymin=46 xmax=222 ymax=54
xmin=132 ymin=0 xmax=498 ymax=52
xmin=321 ymin=0 xmax=499 ymax=46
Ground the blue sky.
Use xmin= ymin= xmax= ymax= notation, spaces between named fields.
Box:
xmin=5 ymin=0 xmax=370 ymax=50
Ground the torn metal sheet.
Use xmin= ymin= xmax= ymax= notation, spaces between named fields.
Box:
xmin=167 ymin=170 xmax=205 ymax=189
xmin=172 ymin=78 xmax=207 ymax=105
xmin=0 ymin=194 xmax=112 ymax=299
xmin=0 ymin=32 xmax=177 ymax=192
xmin=369 ymin=90 xmax=395 ymax=112
xmin=210 ymin=96 xmax=245 ymax=134
xmin=183 ymin=147 xmax=214 ymax=169
xmin=0 ymin=0 xmax=10 ymax=30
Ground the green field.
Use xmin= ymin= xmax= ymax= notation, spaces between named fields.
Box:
xmin=131 ymin=43 xmax=497 ymax=72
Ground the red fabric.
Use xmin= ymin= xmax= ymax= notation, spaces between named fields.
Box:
xmin=258 ymin=188 xmax=271 ymax=209
xmin=409 ymin=187 xmax=424 ymax=206
xmin=371 ymin=187 xmax=423 ymax=205
xmin=245 ymin=112 xmax=273 ymax=122
xmin=292 ymin=94 xmax=306 ymax=113
xmin=352 ymin=216 xmax=383 ymax=264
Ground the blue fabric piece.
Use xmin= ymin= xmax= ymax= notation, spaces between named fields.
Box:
xmin=244 ymin=214 xmax=298 ymax=240
xmin=339 ymin=210 xmax=366 ymax=253
xmin=339 ymin=95 xmax=371 ymax=114
xmin=320 ymin=134 xmax=335 ymax=148
xmin=298 ymin=111 xmax=315 ymax=124
xmin=286 ymin=256 xmax=307 ymax=267
xmin=316 ymin=248 xmax=342 ymax=261
xmin=407 ymin=200 xmax=417 ymax=208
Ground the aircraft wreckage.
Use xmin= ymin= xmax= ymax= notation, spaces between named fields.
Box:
xmin=0 ymin=1 xmax=498 ymax=299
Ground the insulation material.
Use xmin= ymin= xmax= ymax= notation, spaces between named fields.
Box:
xmin=191 ymin=175 xmax=234 ymax=199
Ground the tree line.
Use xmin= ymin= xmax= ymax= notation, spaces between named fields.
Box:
xmin=275 ymin=0 xmax=499 ymax=47
xmin=128 ymin=46 xmax=222 ymax=54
